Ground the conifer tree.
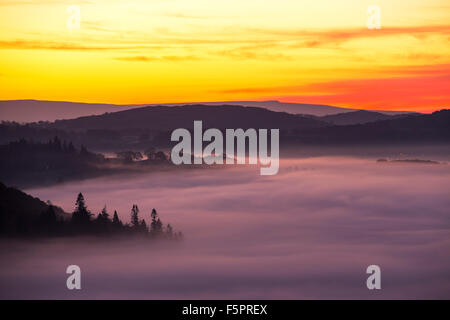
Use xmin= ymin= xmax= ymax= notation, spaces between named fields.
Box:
xmin=130 ymin=204 xmax=140 ymax=228
xmin=112 ymin=210 xmax=122 ymax=227
xmin=150 ymin=208 xmax=163 ymax=236
xmin=101 ymin=205 xmax=110 ymax=221
xmin=71 ymin=192 xmax=91 ymax=225
xmin=140 ymin=219 xmax=147 ymax=233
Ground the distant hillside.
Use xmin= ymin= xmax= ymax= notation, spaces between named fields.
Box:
xmin=46 ymin=106 xmax=450 ymax=146
xmin=0 ymin=138 xmax=174 ymax=188
xmin=48 ymin=105 xmax=327 ymax=132
xmin=0 ymin=105 xmax=326 ymax=151
xmin=0 ymin=182 xmax=66 ymax=217
xmin=288 ymin=109 xmax=450 ymax=145
xmin=0 ymin=100 xmax=416 ymax=123
xmin=0 ymin=106 xmax=447 ymax=152
xmin=318 ymin=110 xmax=415 ymax=125
xmin=161 ymin=101 xmax=358 ymax=116
xmin=0 ymin=100 xmax=139 ymax=123
xmin=158 ymin=100 xmax=416 ymax=116
xmin=0 ymin=183 xmax=182 ymax=239
xmin=0 ymin=138 xmax=110 ymax=188
xmin=0 ymin=182 xmax=67 ymax=235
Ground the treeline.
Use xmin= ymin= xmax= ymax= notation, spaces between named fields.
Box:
xmin=0 ymin=121 xmax=172 ymax=151
xmin=0 ymin=138 xmax=171 ymax=188
xmin=0 ymin=137 xmax=107 ymax=187
xmin=67 ymin=192 xmax=182 ymax=239
xmin=0 ymin=136 xmax=105 ymax=163
xmin=0 ymin=186 xmax=182 ymax=240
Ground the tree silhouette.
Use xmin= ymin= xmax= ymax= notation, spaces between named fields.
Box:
xmin=154 ymin=151 xmax=167 ymax=161
xmin=130 ymin=204 xmax=140 ymax=229
xmin=140 ymin=219 xmax=148 ymax=233
xmin=116 ymin=151 xmax=143 ymax=163
xmin=101 ymin=205 xmax=110 ymax=221
xmin=95 ymin=213 xmax=103 ymax=223
xmin=1 ymin=183 xmax=183 ymax=240
xmin=75 ymin=193 xmax=86 ymax=212
xmin=150 ymin=208 xmax=163 ymax=236
xmin=71 ymin=192 xmax=92 ymax=226
xmin=144 ymin=147 xmax=156 ymax=160
xmin=112 ymin=210 xmax=122 ymax=227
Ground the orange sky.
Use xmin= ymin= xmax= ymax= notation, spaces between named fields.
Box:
xmin=0 ymin=0 xmax=449 ymax=112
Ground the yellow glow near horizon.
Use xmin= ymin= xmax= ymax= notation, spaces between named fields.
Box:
xmin=0 ymin=0 xmax=449 ymax=112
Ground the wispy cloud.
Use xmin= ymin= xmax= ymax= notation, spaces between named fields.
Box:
xmin=246 ymin=25 xmax=450 ymax=48
xmin=0 ymin=0 xmax=93 ymax=6
xmin=216 ymin=64 xmax=450 ymax=112
xmin=278 ymin=75 xmax=450 ymax=112
xmin=114 ymin=55 xmax=200 ymax=62
xmin=0 ymin=39 xmax=168 ymax=51
xmin=163 ymin=12 xmax=213 ymax=20
xmin=2 ymin=23 xmax=449 ymax=54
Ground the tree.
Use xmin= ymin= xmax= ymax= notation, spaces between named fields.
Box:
xmin=71 ymin=192 xmax=92 ymax=226
xmin=151 ymin=208 xmax=157 ymax=221
xmin=130 ymin=204 xmax=140 ymax=229
xmin=140 ymin=219 xmax=148 ymax=233
xmin=101 ymin=205 xmax=110 ymax=221
xmin=157 ymin=219 xmax=162 ymax=234
xmin=116 ymin=151 xmax=143 ymax=163
xmin=75 ymin=193 xmax=88 ymax=214
xmin=154 ymin=151 xmax=167 ymax=161
xmin=95 ymin=213 xmax=103 ymax=223
xmin=150 ymin=208 xmax=163 ymax=236
xmin=112 ymin=210 xmax=122 ymax=227
xmin=144 ymin=147 xmax=156 ymax=160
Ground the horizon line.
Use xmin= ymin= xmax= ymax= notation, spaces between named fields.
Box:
xmin=0 ymin=98 xmax=432 ymax=114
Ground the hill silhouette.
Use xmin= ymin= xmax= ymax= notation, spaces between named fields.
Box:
xmin=0 ymin=182 xmax=67 ymax=236
xmin=0 ymin=182 xmax=182 ymax=239
xmin=0 ymin=100 xmax=139 ymax=123
xmin=46 ymin=105 xmax=449 ymax=145
xmin=0 ymin=138 xmax=172 ymax=188
xmin=287 ymin=109 xmax=450 ymax=145
xmin=0 ymin=106 xmax=448 ymax=151
xmin=318 ymin=110 xmax=415 ymax=125
xmin=0 ymin=99 xmax=415 ymax=123
xmin=48 ymin=105 xmax=326 ymax=132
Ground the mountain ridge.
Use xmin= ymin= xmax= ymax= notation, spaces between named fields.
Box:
xmin=0 ymin=99 xmax=417 ymax=123
xmin=318 ymin=110 xmax=416 ymax=125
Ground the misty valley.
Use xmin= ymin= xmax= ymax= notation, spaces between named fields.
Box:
xmin=1 ymin=0 xmax=450 ymax=308
xmin=0 ymin=103 xmax=449 ymax=299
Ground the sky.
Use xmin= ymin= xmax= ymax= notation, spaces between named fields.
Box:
xmin=0 ymin=0 xmax=449 ymax=112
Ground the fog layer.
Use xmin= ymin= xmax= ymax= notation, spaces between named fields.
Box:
xmin=1 ymin=156 xmax=449 ymax=299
